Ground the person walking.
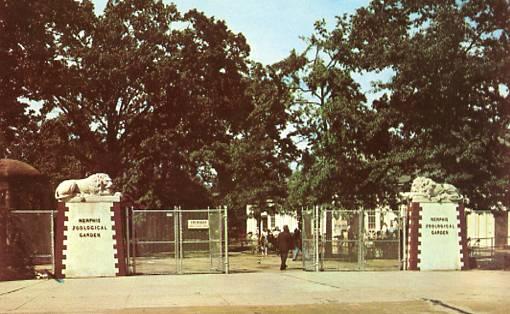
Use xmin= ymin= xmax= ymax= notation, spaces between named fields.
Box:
xmin=277 ymin=225 xmax=292 ymax=270
xmin=260 ymin=229 xmax=268 ymax=256
xmin=292 ymin=227 xmax=302 ymax=261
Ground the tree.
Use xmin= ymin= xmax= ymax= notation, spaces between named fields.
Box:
xmin=287 ymin=0 xmax=509 ymax=211
xmin=2 ymin=0 xmax=297 ymax=215
xmin=283 ymin=20 xmax=399 ymax=210
xmin=219 ymin=62 xmax=296 ymax=228
xmin=0 ymin=0 xmax=94 ymax=156
xmin=21 ymin=0 xmax=253 ymax=207
xmin=345 ymin=0 xmax=510 ymax=210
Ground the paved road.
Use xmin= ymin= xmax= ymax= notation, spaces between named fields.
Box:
xmin=1 ymin=270 xmax=509 ymax=313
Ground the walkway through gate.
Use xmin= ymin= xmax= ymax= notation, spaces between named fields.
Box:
xmin=128 ymin=208 xmax=228 ymax=274
xmin=302 ymin=207 xmax=403 ymax=271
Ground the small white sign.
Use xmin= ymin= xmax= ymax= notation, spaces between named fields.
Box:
xmin=187 ymin=219 xmax=209 ymax=229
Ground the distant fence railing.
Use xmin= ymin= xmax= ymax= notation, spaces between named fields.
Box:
xmin=468 ymin=237 xmax=510 ymax=269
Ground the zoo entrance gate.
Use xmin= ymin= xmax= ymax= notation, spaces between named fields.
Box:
xmin=8 ymin=207 xmax=405 ymax=276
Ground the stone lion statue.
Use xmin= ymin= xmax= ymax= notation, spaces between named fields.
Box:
xmin=408 ymin=177 xmax=462 ymax=202
xmin=55 ymin=173 xmax=114 ymax=201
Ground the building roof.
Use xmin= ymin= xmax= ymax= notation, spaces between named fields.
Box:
xmin=0 ymin=159 xmax=42 ymax=178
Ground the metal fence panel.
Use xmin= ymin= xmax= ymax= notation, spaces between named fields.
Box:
xmin=302 ymin=208 xmax=316 ymax=271
xmin=469 ymin=237 xmax=495 ymax=268
xmin=131 ymin=210 xmax=178 ymax=274
xmin=179 ymin=209 xmax=223 ymax=274
xmin=362 ymin=210 xmax=401 ymax=271
xmin=323 ymin=210 xmax=361 ymax=271
xmin=8 ymin=210 xmax=55 ymax=277
xmin=129 ymin=208 xmax=225 ymax=275
xmin=208 ymin=209 xmax=224 ymax=272
xmin=302 ymin=207 xmax=402 ymax=272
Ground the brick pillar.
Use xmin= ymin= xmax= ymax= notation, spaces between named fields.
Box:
xmin=54 ymin=202 xmax=68 ymax=278
xmin=457 ymin=203 xmax=470 ymax=270
xmin=407 ymin=203 xmax=421 ymax=270
xmin=112 ymin=202 xmax=127 ymax=276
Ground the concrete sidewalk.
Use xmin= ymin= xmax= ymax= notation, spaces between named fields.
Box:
xmin=1 ymin=271 xmax=509 ymax=313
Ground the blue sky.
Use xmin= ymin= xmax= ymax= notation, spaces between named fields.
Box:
xmin=92 ymin=1 xmax=391 ymax=101
xmin=92 ymin=0 xmax=370 ymax=65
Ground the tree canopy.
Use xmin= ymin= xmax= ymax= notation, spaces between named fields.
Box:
xmin=287 ymin=0 xmax=509 ymax=211
xmin=1 ymin=0 xmax=295 ymax=213
xmin=1 ymin=0 xmax=508 ymax=214
xmin=0 ymin=0 xmax=94 ymax=154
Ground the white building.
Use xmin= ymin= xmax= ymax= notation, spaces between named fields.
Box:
xmin=246 ymin=204 xmax=299 ymax=235
xmin=246 ymin=205 xmax=397 ymax=237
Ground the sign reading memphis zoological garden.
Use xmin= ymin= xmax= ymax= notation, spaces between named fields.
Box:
xmin=415 ymin=203 xmax=465 ymax=270
xmin=404 ymin=177 xmax=470 ymax=271
xmin=53 ymin=174 xmax=127 ymax=278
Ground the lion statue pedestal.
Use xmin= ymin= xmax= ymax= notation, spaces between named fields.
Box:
xmin=53 ymin=174 xmax=127 ymax=278
xmin=403 ymin=177 xmax=469 ymax=271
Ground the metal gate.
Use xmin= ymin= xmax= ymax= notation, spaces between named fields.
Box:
xmin=128 ymin=207 xmax=228 ymax=274
xmin=302 ymin=207 xmax=403 ymax=271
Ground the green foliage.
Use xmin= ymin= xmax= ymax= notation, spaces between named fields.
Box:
xmin=4 ymin=0 xmax=506 ymax=215
xmin=220 ymin=62 xmax=296 ymax=216
xmin=1 ymin=0 xmax=295 ymax=215
xmin=347 ymin=0 xmax=510 ymax=210
xmin=0 ymin=0 xmax=94 ymax=155
xmin=283 ymin=18 xmax=397 ymax=210
xmin=287 ymin=0 xmax=509 ymax=211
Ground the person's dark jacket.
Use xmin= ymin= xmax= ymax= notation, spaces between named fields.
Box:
xmin=293 ymin=229 xmax=302 ymax=249
xmin=277 ymin=229 xmax=292 ymax=253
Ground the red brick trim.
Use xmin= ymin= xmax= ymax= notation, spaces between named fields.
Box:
xmin=112 ymin=201 xmax=127 ymax=276
xmin=54 ymin=202 xmax=68 ymax=279
xmin=407 ymin=202 xmax=421 ymax=270
xmin=457 ymin=203 xmax=470 ymax=270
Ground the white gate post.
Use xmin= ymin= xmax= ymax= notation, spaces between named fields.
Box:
xmin=224 ymin=206 xmax=229 ymax=274
xmin=358 ymin=209 xmax=364 ymax=270
xmin=315 ymin=205 xmax=320 ymax=272
xmin=125 ymin=207 xmax=131 ymax=274
xmin=50 ymin=209 xmax=55 ymax=274
xmin=178 ymin=206 xmax=183 ymax=274
xmin=403 ymin=205 xmax=408 ymax=270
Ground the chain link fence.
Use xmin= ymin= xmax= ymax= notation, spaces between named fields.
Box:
xmin=302 ymin=207 xmax=402 ymax=271
xmin=128 ymin=208 xmax=227 ymax=275
xmin=468 ymin=237 xmax=510 ymax=269
xmin=6 ymin=210 xmax=55 ymax=279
